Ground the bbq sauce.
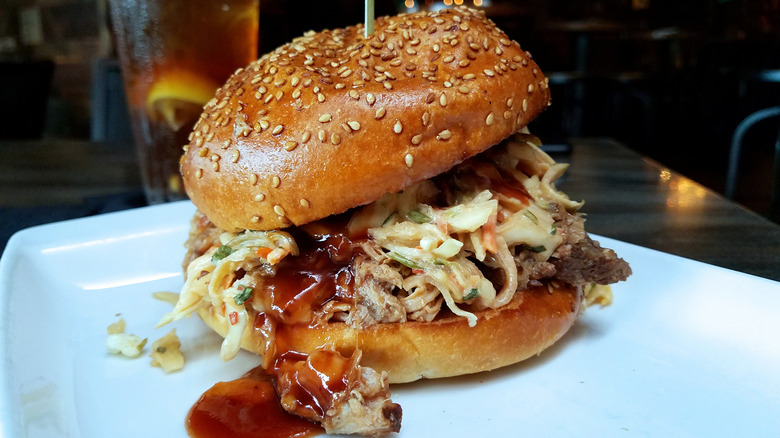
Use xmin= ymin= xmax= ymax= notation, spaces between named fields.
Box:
xmin=186 ymin=348 xmax=360 ymax=438
xmin=260 ymin=219 xmax=360 ymax=325
xmin=186 ymin=366 xmax=323 ymax=438
xmin=188 ymin=218 xmax=363 ymax=438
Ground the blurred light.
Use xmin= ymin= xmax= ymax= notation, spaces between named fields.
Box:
xmin=405 ymin=0 xmax=415 ymax=8
xmin=474 ymin=0 xmax=483 ymax=5
xmin=443 ymin=0 xmax=453 ymax=5
xmin=659 ymin=168 xmax=672 ymax=183
xmin=665 ymin=177 xmax=707 ymax=209
xmin=454 ymin=0 xmax=464 ymax=5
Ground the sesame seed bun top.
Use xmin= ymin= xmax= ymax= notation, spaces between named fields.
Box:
xmin=181 ymin=6 xmax=551 ymax=232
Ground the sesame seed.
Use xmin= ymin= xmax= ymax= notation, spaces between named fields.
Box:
xmin=463 ymin=73 xmax=476 ymax=80
xmin=349 ymin=89 xmax=360 ymax=100
xmin=196 ymin=168 xmax=203 ymax=179
xmin=486 ymin=112 xmax=495 ymax=125
xmin=433 ymin=43 xmax=440 ymax=52
xmin=254 ymin=193 xmax=265 ymax=202
xmin=405 ymin=153 xmax=414 ymax=167
xmin=317 ymin=93 xmax=326 ymax=102
xmin=458 ymin=85 xmax=470 ymax=94
xmin=384 ymin=81 xmax=393 ymax=90
xmin=272 ymin=125 xmax=284 ymax=135
xmin=443 ymin=55 xmax=455 ymax=63
xmin=504 ymin=110 xmax=512 ymax=119
xmin=273 ymin=205 xmax=286 ymax=216
xmin=319 ymin=113 xmax=332 ymax=123
xmin=231 ymin=150 xmax=240 ymax=163
xmin=366 ymin=93 xmax=376 ymax=106
xmin=393 ymin=120 xmax=403 ymax=134
xmin=250 ymin=174 xmax=259 ymax=185
xmin=284 ymin=141 xmax=298 ymax=151
xmin=302 ymin=131 xmax=311 ymax=143
xmin=251 ymin=216 xmax=261 ymax=223
xmin=439 ymin=93 xmax=448 ymax=107
xmin=272 ymin=175 xmax=281 ymax=187
xmin=375 ymin=107 xmax=386 ymax=119
xmin=484 ymin=68 xmax=495 ymax=77
xmin=347 ymin=120 xmax=361 ymax=131
xmin=436 ymin=129 xmax=452 ymax=140
xmin=212 ymin=161 xmax=220 ymax=172
xmin=522 ymin=98 xmax=528 ymax=112
xmin=198 ymin=148 xmax=209 ymax=157
xmin=458 ymin=59 xmax=470 ymax=67
xmin=292 ymin=88 xmax=301 ymax=99
xmin=300 ymin=199 xmax=311 ymax=208
xmin=422 ymin=111 xmax=431 ymax=126
xmin=259 ymin=120 xmax=270 ymax=131
xmin=331 ymin=132 xmax=341 ymax=145
xmin=527 ymin=83 xmax=535 ymax=94
xmin=411 ymin=134 xmax=422 ymax=145
xmin=290 ymin=76 xmax=300 ymax=87
xmin=222 ymin=140 xmax=232 ymax=149
xmin=507 ymin=98 xmax=514 ymax=107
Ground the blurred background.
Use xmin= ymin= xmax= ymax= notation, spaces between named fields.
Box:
xmin=1 ymin=0 xmax=779 ymax=222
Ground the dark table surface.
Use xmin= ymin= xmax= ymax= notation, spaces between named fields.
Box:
xmin=1 ymin=137 xmax=779 ymax=281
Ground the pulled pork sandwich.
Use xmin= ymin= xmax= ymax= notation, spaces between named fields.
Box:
xmin=160 ymin=6 xmax=631 ymax=436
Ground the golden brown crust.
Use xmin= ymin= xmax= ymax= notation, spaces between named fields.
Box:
xmin=197 ymin=283 xmax=582 ymax=384
xmin=181 ymin=6 xmax=551 ymax=232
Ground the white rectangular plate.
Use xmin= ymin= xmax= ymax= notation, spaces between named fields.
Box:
xmin=1 ymin=201 xmax=779 ymax=437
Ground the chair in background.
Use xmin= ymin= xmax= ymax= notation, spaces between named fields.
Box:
xmin=725 ymin=105 xmax=780 ymax=222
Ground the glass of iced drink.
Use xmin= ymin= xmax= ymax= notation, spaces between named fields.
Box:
xmin=109 ymin=0 xmax=258 ymax=204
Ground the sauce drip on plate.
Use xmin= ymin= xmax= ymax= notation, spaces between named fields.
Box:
xmin=186 ymin=366 xmax=324 ymax=438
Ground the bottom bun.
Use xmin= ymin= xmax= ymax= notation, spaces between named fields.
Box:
xmin=198 ymin=283 xmax=582 ymax=384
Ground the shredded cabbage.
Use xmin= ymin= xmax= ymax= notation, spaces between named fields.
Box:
xmin=158 ymin=230 xmax=297 ymax=361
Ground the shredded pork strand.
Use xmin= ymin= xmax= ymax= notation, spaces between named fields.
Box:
xmin=321 ymin=366 xmax=403 ymax=436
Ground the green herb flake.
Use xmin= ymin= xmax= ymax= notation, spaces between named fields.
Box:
xmin=406 ymin=209 xmax=432 ymax=224
xmin=388 ymin=252 xmax=421 ymax=269
xmin=382 ymin=211 xmax=397 ymax=226
xmin=521 ymin=244 xmax=547 ymax=253
xmin=523 ymin=210 xmax=539 ymax=224
xmin=549 ymin=225 xmax=557 ymax=235
xmin=211 ymin=245 xmax=233 ymax=263
xmin=234 ymin=286 xmax=254 ymax=306
xmin=463 ymin=288 xmax=479 ymax=300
